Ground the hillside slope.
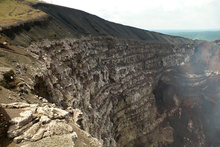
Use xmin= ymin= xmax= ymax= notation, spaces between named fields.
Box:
xmin=1 ymin=2 xmax=193 ymax=47
xmin=33 ymin=3 xmax=193 ymax=43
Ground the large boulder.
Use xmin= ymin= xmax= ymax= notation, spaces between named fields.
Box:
xmin=0 ymin=67 xmax=16 ymax=89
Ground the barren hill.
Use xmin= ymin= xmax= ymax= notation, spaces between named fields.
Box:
xmin=1 ymin=1 xmax=193 ymax=47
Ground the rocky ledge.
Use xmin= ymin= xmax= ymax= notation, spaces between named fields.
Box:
xmin=0 ymin=102 xmax=101 ymax=147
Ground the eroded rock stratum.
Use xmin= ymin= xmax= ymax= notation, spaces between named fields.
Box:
xmin=29 ymin=37 xmax=195 ymax=147
xmin=31 ymin=37 xmax=220 ymax=147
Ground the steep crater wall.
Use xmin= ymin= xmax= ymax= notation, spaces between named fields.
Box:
xmin=26 ymin=37 xmax=202 ymax=146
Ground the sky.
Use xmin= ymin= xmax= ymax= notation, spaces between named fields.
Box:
xmin=42 ymin=0 xmax=220 ymax=31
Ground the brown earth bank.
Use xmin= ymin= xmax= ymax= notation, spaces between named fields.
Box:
xmin=0 ymin=1 xmax=220 ymax=147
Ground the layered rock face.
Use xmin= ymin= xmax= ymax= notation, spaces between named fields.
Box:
xmin=24 ymin=36 xmax=220 ymax=146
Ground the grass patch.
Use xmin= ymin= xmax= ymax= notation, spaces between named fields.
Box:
xmin=0 ymin=0 xmax=46 ymax=23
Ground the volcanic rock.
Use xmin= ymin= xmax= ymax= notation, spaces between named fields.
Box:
xmin=1 ymin=103 xmax=75 ymax=143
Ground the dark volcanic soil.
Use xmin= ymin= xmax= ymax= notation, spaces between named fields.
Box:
xmin=1 ymin=3 xmax=193 ymax=47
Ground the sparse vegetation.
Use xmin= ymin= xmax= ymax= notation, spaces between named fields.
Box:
xmin=0 ymin=0 xmax=46 ymax=23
